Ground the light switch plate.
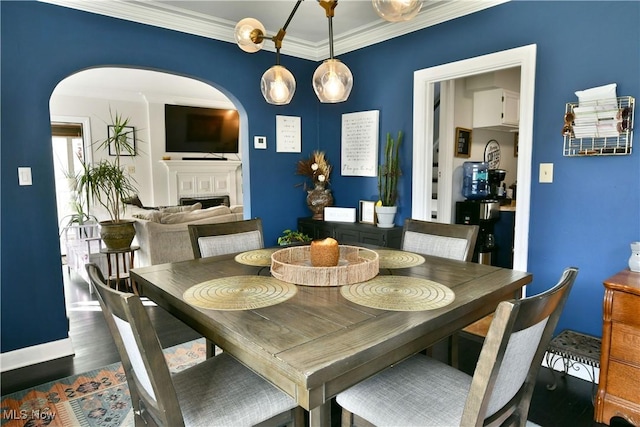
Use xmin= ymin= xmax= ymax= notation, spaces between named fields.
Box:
xmin=254 ymin=136 xmax=267 ymax=149
xmin=18 ymin=167 xmax=32 ymax=186
xmin=539 ymin=163 xmax=553 ymax=183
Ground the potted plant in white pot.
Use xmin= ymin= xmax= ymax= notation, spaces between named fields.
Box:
xmin=80 ymin=111 xmax=138 ymax=250
xmin=376 ymin=131 xmax=402 ymax=228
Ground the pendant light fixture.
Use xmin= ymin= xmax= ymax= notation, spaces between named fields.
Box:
xmin=234 ymin=1 xmax=303 ymax=105
xmin=372 ymin=0 xmax=423 ymax=22
xmin=312 ymin=0 xmax=353 ymax=103
xmin=235 ymin=0 xmax=422 ymax=105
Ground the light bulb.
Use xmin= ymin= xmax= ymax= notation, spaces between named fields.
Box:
xmin=323 ymin=72 xmax=345 ymax=101
xmin=270 ymin=79 xmax=290 ymax=104
xmin=372 ymin=0 xmax=422 ymax=22
xmin=312 ymin=59 xmax=353 ymax=103
xmin=234 ymin=18 xmax=266 ymax=53
xmin=261 ymin=65 xmax=296 ymax=105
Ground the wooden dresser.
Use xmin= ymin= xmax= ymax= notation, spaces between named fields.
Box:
xmin=595 ymin=269 xmax=640 ymax=425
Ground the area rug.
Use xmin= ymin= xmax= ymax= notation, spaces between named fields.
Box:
xmin=1 ymin=338 xmax=205 ymax=427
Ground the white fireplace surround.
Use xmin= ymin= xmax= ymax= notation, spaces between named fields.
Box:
xmin=161 ymin=160 xmax=242 ymax=206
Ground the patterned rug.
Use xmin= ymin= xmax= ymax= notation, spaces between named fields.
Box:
xmin=1 ymin=338 xmax=206 ymax=427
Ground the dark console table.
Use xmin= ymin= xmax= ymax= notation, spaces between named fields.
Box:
xmin=297 ymin=217 xmax=402 ymax=249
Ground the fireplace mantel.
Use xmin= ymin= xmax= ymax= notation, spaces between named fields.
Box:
xmin=161 ymin=160 xmax=242 ymax=206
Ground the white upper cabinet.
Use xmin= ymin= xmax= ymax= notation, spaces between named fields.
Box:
xmin=473 ymin=88 xmax=520 ymax=130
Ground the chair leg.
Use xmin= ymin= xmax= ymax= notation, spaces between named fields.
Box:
xmin=292 ymin=407 xmax=306 ymax=427
xmin=450 ymin=332 xmax=459 ymax=368
xmin=206 ymin=339 xmax=216 ymax=359
xmin=342 ymin=408 xmax=354 ymax=427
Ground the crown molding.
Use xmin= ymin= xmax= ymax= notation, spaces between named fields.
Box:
xmin=39 ymin=0 xmax=508 ymax=62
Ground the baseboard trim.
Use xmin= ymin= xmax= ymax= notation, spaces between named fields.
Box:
xmin=1 ymin=338 xmax=75 ymax=372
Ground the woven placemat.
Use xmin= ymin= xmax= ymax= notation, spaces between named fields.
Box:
xmin=183 ymin=276 xmax=297 ymax=311
xmin=359 ymin=249 xmax=425 ymax=269
xmin=234 ymin=248 xmax=278 ymax=266
xmin=340 ymin=276 xmax=454 ymax=311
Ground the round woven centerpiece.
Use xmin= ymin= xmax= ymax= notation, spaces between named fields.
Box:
xmin=183 ymin=276 xmax=297 ymax=311
xmin=340 ymin=276 xmax=454 ymax=311
xmin=235 ymin=248 xmax=278 ymax=267
xmin=362 ymin=249 xmax=425 ymax=269
xmin=271 ymin=245 xmax=379 ymax=287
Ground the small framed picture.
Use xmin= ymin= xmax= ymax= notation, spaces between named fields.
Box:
xmin=359 ymin=200 xmax=376 ymax=224
xmin=108 ymin=125 xmax=136 ymax=156
xmin=454 ymin=127 xmax=472 ymax=158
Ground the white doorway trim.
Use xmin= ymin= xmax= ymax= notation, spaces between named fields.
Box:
xmin=412 ymin=44 xmax=536 ymax=272
xmin=51 ymin=115 xmax=94 ymax=165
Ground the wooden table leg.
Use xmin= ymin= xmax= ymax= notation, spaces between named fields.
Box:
xmin=129 ymin=250 xmax=138 ymax=295
xmin=309 ymin=401 xmax=331 ymax=427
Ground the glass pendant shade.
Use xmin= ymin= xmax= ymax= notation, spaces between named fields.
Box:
xmin=372 ymin=0 xmax=422 ymax=22
xmin=261 ymin=65 xmax=296 ymax=105
xmin=234 ymin=18 xmax=266 ymax=53
xmin=312 ymin=59 xmax=353 ymax=103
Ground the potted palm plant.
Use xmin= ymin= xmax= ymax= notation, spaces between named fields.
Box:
xmin=376 ymin=131 xmax=402 ymax=228
xmin=60 ymin=159 xmax=97 ymax=232
xmin=80 ymin=110 xmax=138 ymax=250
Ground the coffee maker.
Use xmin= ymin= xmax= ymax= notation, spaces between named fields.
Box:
xmin=455 ymin=162 xmax=502 ymax=265
xmin=488 ymin=169 xmax=507 ymax=200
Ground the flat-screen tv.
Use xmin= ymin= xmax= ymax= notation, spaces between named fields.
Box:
xmin=165 ymin=104 xmax=239 ymax=154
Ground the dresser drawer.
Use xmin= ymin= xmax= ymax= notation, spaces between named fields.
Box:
xmin=606 ymin=360 xmax=640 ymax=403
xmin=611 ymin=291 xmax=640 ymax=328
xmin=610 ymin=324 xmax=640 ymax=366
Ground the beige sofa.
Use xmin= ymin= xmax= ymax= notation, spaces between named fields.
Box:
xmin=124 ymin=203 xmax=244 ymax=266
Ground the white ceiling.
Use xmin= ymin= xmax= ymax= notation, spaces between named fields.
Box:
xmin=41 ymin=0 xmax=507 ymax=61
xmin=47 ymin=0 xmax=507 ymax=102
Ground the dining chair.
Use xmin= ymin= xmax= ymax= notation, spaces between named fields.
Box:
xmin=401 ymin=218 xmax=480 ymax=364
xmin=188 ymin=218 xmax=264 ymax=259
xmin=85 ymin=263 xmax=301 ymax=427
xmin=401 ymin=218 xmax=479 ymax=262
xmin=336 ymin=267 xmax=578 ymax=427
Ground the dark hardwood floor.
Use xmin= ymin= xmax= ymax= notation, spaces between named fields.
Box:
xmin=1 ymin=266 xmax=631 ymax=427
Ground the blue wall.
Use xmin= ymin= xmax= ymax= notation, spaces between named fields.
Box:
xmin=328 ymin=1 xmax=640 ymax=337
xmin=1 ymin=1 xmax=638 ymax=353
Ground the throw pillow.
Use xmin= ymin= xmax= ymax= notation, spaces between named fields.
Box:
xmin=122 ymin=195 xmax=144 ymax=208
xmin=132 ymin=210 xmax=163 ymax=223
xmin=160 ymin=202 xmax=202 ymax=214
xmin=160 ymin=205 xmax=232 ymax=224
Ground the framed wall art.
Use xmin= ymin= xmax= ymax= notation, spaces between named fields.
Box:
xmin=454 ymin=127 xmax=472 ymax=158
xmin=108 ymin=125 xmax=136 ymax=156
xmin=359 ymin=200 xmax=376 ymax=224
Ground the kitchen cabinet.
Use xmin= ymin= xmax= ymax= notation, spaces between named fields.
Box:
xmin=297 ymin=218 xmax=402 ymax=248
xmin=594 ymin=269 xmax=640 ymax=426
xmin=473 ymin=88 xmax=520 ymax=130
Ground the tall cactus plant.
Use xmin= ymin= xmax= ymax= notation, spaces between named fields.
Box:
xmin=378 ymin=131 xmax=402 ymax=206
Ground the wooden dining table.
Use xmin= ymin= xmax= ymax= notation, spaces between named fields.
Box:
xmin=131 ymin=247 xmax=532 ymax=427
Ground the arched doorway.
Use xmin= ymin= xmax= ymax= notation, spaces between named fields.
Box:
xmin=50 ymin=67 xmax=247 ymax=289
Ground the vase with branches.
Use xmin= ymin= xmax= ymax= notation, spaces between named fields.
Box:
xmin=376 ymin=131 xmax=402 ymax=227
xmin=296 ymin=151 xmax=334 ymax=220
